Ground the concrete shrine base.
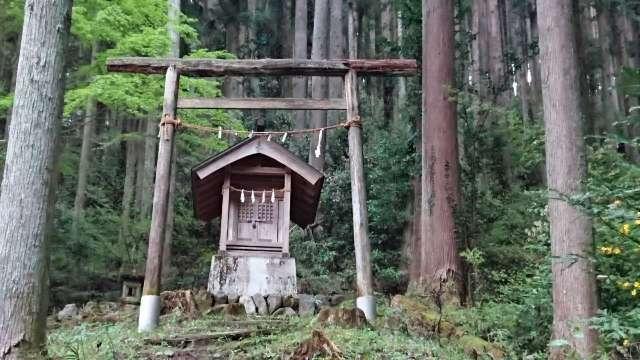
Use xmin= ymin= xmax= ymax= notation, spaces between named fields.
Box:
xmin=208 ymin=254 xmax=297 ymax=297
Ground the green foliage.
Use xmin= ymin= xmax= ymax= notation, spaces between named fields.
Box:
xmin=576 ymin=148 xmax=640 ymax=353
xmin=51 ymin=0 xmax=244 ymax=297
xmin=592 ymin=309 xmax=640 ymax=357
xmin=0 ymin=93 xmax=12 ymax=115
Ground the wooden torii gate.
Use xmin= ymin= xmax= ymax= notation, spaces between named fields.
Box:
xmin=107 ymin=22 xmax=416 ymax=333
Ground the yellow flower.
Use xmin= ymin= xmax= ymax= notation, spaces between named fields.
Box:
xmin=599 ymin=246 xmax=612 ymax=255
xmin=613 ymin=247 xmax=622 ymax=255
xmin=632 ymin=289 xmax=638 ymax=296
xmin=622 ymin=282 xmax=632 ymax=289
xmin=635 ymin=219 xmax=640 ymax=225
xmin=620 ymin=224 xmax=631 ymax=236
xmin=623 ymin=339 xmax=630 ymax=347
xmin=634 ymin=282 xmax=640 ymax=289
xmin=613 ymin=199 xmax=623 ymax=207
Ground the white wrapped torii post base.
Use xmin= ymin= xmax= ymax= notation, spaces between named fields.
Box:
xmin=106 ymin=33 xmax=417 ymax=332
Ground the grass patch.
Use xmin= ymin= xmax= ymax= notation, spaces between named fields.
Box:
xmin=48 ymin=309 xmax=474 ymax=359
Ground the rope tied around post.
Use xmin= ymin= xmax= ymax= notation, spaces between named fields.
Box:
xmin=159 ymin=114 xmax=181 ymax=140
xmin=344 ymin=116 xmax=362 ymax=128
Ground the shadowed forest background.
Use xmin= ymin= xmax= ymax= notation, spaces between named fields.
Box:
xmin=0 ymin=0 xmax=640 ymax=358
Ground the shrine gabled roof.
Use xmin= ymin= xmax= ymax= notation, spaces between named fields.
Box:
xmin=191 ymin=136 xmax=325 ymax=227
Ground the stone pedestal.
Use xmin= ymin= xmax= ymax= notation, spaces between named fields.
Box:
xmin=208 ymin=255 xmax=297 ymax=297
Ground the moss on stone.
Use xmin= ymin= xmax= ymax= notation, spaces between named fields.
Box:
xmin=391 ymin=295 xmax=505 ymax=359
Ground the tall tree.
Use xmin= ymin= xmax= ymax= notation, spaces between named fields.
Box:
xmin=141 ymin=116 xmax=157 ymax=218
xmin=222 ymin=0 xmax=245 ymax=98
xmin=119 ymin=119 xmax=138 ymax=271
xmin=527 ymin=0 xmax=543 ymax=116
xmin=72 ymin=42 xmax=98 ymax=238
xmin=420 ymin=0 xmax=463 ymax=301
xmin=292 ymin=0 xmax=308 ymax=130
xmin=281 ymin=0 xmax=293 ymax=96
xmin=596 ymin=2 xmax=622 ymax=133
xmin=308 ymin=0 xmax=330 ymax=170
xmin=0 ymin=0 xmax=73 ymax=357
xmin=328 ymin=0 xmax=345 ymax=125
xmin=537 ymin=0 xmax=598 ymax=357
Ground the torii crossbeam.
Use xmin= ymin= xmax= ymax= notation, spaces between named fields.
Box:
xmin=106 ymin=51 xmax=417 ymax=333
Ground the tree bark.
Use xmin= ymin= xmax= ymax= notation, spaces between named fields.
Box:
xmin=72 ymin=42 xmax=98 ymax=238
xmin=614 ymin=10 xmax=640 ymax=163
xmin=381 ymin=0 xmax=396 ymax=123
xmin=527 ymin=0 xmax=543 ymax=117
xmin=395 ymin=10 xmax=407 ymax=124
xmin=328 ymin=0 xmax=345 ymax=125
xmin=247 ymin=0 xmax=260 ymax=100
xmin=536 ymin=0 xmax=599 ymax=357
xmin=141 ymin=117 xmax=158 ymax=218
xmin=596 ymin=3 xmax=621 ymax=134
xmin=510 ymin=2 xmax=532 ymax=122
xmin=281 ymin=0 xmax=293 ymax=96
xmin=135 ymin=119 xmax=145 ymax=210
xmin=119 ymin=118 xmax=138 ymax=271
xmin=308 ymin=0 xmax=330 ymax=170
xmin=420 ymin=0 xmax=463 ymax=302
xmin=223 ymin=1 xmax=245 ymax=98
xmin=472 ymin=0 xmax=489 ymax=96
xmin=0 ymin=0 xmax=72 ymax=357
xmin=292 ymin=0 xmax=308 ymax=130
xmin=406 ymin=179 xmax=422 ymax=290
xmin=576 ymin=3 xmax=602 ymax=137
xmin=487 ymin=0 xmax=507 ymax=103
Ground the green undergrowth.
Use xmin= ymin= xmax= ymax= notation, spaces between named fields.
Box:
xmin=47 ymin=304 xmax=476 ymax=359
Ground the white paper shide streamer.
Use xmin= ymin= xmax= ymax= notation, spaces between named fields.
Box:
xmin=251 ymin=189 xmax=255 ymax=203
xmin=315 ymin=129 xmax=323 ymax=158
xmin=240 ymin=189 xmax=245 ymax=203
xmin=271 ymin=189 xmax=275 ymax=203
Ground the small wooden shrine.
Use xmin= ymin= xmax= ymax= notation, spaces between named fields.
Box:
xmin=191 ymin=136 xmax=324 ymax=296
xmin=192 ymin=136 xmax=324 ymax=256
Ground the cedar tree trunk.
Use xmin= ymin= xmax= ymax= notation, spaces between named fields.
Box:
xmin=0 ymin=0 xmax=72 ymax=357
xmin=537 ymin=0 xmax=599 ymax=357
xmin=420 ymin=0 xmax=463 ymax=302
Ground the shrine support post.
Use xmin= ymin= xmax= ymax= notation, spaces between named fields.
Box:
xmin=138 ymin=65 xmax=180 ymax=332
xmin=346 ymin=1 xmax=375 ymax=320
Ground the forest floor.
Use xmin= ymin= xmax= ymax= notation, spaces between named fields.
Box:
xmin=46 ymin=297 xmax=499 ymax=359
